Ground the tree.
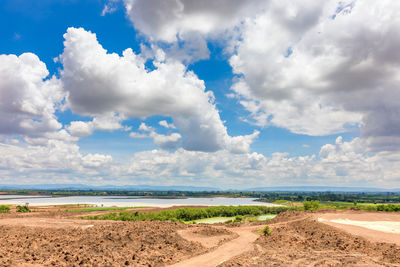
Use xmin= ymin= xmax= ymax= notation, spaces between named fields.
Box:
xmin=303 ymin=200 xmax=319 ymax=210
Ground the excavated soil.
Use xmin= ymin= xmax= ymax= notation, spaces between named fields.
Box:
xmin=0 ymin=219 xmax=206 ymax=266
xmin=177 ymin=226 xmax=237 ymax=249
xmin=1 ymin=209 xmax=400 ymax=266
xmin=191 ymin=225 xmax=233 ymax=236
xmin=220 ymin=211 xmax=400 ymax=266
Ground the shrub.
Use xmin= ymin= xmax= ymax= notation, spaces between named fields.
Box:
xmin=303 ymin=200 xmax=320 ymax=210
xmin=234 ymin=215 xmax=243 ymax=222
xmin=16 ymin=204 xmax=31 ymax=212
xmin=0 ymin=205 xmax=10 ymax=213
xmin=262 ymin=225 xmax=272 ymax=236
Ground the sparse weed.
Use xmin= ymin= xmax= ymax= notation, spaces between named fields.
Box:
xmin=262 ymin=225 xmax=272 ymax=236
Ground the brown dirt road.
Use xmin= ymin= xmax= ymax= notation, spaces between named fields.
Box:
xmin=170 ymin=225 xmax=263 ymax=267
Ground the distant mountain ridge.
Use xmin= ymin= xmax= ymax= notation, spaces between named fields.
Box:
xmin=0 ymin=184 xmax=399 ymax=192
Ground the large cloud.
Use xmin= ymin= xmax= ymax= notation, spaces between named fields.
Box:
xmin=0 ymin=53 xmax=64 ymax=136
xmin=60 ymin=27 xmax=256 ymax=153
xmin=123 ymin=0 xmax=265 ymax=42
xmin=229 ymin=0 xmax=400 ymax=151
xmin=122 ymin=0 xmax=266 ymax=62
xmin=122 ymin=0 xmax=400 ymax=153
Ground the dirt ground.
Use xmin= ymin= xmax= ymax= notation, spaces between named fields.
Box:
xmin=1 ymin=208 xmax=400 ymax=266
xmin=220 ymin=211 xmax=400 ymax=266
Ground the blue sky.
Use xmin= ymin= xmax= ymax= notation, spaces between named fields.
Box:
xmin=0 ymin=0 xmax=399 ymax=189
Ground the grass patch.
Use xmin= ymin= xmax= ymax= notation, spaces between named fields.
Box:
xmin=191 ymin=217 xmax=235 ymax=224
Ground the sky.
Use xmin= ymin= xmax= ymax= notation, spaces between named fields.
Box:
xmin=0 ymin=0 xmax=400 ymax=189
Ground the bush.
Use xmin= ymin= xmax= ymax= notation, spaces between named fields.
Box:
xmin=234 ymin=215 xmax=243 ymax=222
xmin=16 ymin=204 xmax=31 ymax=212
xmin=0 ymin=205 xmax=10 ymax=213
xmin=303 ymin=200 xmax=320 ymax=210
xmin=262 ymin=225 xmax=272 ymax=236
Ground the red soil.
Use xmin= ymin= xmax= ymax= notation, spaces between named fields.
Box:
xmin=1 ymin=209 xmax=400 ymax=266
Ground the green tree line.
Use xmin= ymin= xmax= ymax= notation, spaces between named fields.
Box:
xmin=84 ymin=205 xmax=296 ymax=222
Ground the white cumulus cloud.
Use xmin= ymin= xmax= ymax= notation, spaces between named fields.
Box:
xmin=0 ymin=53 xmax=64 ymax=136
xmin=60 ymin=27 xmax=257 ymax=153
xmin=229 ymin=0 xmax=400 ymax=153
xmin=130 ymin=122 xmax=182 ymax=150
xmin=122 ymin=0 xmax=266 ymax=62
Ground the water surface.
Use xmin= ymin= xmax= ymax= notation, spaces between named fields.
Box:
xmin=0 ymin=195 xmax=279 ymax=208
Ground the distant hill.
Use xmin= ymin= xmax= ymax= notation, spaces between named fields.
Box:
xmin=0 ymin=184 xmax=220 ymax=192
xmin=245 ymin=186 xmax=400 ymax=192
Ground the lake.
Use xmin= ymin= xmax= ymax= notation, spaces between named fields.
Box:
xmin=0 ymin=195 xmax=279 ymax=208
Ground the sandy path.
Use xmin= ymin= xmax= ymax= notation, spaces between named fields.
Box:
xmin=317 ymin=212 xmax=400 ymax=245
xmin=170 ymin=225 xmax=262 ymax=267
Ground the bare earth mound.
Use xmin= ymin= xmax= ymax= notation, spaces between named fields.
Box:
xmin=220 ymin=211 xmax=400 ymax=266
xmin=178 ymin=226 xmax=237 ymax=249
xmin=0 ymin=220 xmax=206 ymax=266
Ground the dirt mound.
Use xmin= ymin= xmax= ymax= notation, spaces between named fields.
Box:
xmin=266 ymin=210 xmax=307 ymax=224
xmin=177 ymin=225 xmax=237 ymax=250
xmin=191 ymin=225 xmax=232 ymax=236
xmin=0 ymin=220 xmax=206 ymax=266
xmin=220 ymin=212 xmax=400 ymax=266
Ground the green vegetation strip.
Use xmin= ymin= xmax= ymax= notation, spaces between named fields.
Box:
xmin=356 ymin=204 xmax=400 ymax=212
xmin=302 ymin=200 xmax=400 ymax=212
xmin=0 ymin=205 xmax=10 ymax=213
xmin=84 ymin=206 xmax=296 ymax=222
